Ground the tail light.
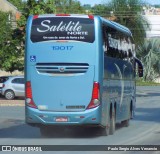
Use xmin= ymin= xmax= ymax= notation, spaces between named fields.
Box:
xmin=2 ymin=83 xmax=5 ymax=88
xmin=33 ymin=15 xmax=38 ymax=19
xmin=87 ymin=82 xmax=100 ymax=109
xmin=25 ymin=81 xmax=37 ymax=109
xmin=88 ymin=15 xmax=94 ymax=20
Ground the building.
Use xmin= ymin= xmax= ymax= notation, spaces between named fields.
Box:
xmin=144 ymin=15 xmax=160 ymax=38
xmin=0 ymin=0 xmax=21 ymax=28
xmin=142 ymin=6 xmax=160 ymax=38
xmin=143 ymin=6 xmax=160 ymax=15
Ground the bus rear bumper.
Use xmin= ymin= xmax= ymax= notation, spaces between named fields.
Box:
xmin=26 ymin=106 xmax=101 ymax=126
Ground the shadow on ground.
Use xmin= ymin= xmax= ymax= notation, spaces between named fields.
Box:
xmin=0 ymin=119 xmax=127 ymax=139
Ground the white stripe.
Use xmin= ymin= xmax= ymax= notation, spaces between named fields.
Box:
xmin=37 ymin=14 xmax=91 ymax=18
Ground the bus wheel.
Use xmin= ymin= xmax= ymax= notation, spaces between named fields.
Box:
xmin=101 ymin=125 xmax=109 ymax=136
xmin=105 ymin=125 xmax=110 ymax=136
xmin=122 ymin=119 xmax=129 ymax=127
xmin=121 ymin=110 xmax=130 ymax=127
xmin=109 ymin=110 xmax=116 ymax=135
xmin=130 ymin=109 xmax=133 ymax=119
xmin=130 ymin=104 xmax=134 ymax=119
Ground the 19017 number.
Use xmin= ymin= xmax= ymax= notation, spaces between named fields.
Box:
xmin=52 ymin=46 xmax=74 ymax=51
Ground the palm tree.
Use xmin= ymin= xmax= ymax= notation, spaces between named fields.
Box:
xmin=104 ymin=0 xmax=150 ymax=47
xmin=138 ymin=38 xmax=160 ymax=81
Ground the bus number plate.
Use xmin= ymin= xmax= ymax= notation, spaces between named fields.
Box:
xmin=55 ymin=117 xmax=68 ymax=122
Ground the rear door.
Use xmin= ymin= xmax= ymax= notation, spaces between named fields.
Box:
xmin=29 ymin=15 xmax=96 ymax=111
xmin=12 ymin=78 xmax=24 ymax=96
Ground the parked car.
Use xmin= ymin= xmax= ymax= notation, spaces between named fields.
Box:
xmin=0 ymin=76 xmax=9 ymax=95
xmin=1 ymin=76 xmax=25 ymax=100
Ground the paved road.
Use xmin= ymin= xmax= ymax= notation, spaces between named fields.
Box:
xmin=0 ymin=86 xmax=160 ymax=153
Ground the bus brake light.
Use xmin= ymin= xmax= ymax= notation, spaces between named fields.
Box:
xmin=33 ymin=15 xmax=38 ymax=19
xmin=87 ymin=82 xmax=100 ymax=109
xmin=88 ymin=15 xmax=94 ymax=20
xmin=26 ymin=81 xmax=37 ymax=109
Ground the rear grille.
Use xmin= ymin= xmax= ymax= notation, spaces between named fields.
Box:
xmin=36 ymin=63 xmax=89 ymax=76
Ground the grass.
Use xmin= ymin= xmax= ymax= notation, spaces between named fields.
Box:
xmin=136 ymin=80 xmax=160 ymax=86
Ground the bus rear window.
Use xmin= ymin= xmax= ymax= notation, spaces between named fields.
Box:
xmin=31 ymin=17 xmax=95 ymax=43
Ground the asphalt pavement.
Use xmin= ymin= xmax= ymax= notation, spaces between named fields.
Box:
xmin=0 ymin=86 xmax=159 ymax=154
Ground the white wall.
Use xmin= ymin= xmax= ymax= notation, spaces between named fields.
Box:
xmin=144 ymin=15 xmax=160 ymax=38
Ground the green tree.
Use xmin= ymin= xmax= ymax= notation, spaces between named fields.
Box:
xmin=91 ymin=4 xmax=108 ymax=16
xmin=0 ymin=11 xmax=24 ymax=72
xmin=138 ymin=38 xmax=160 ymax=81
xmin=103 ymin=0 xmax=150 ymax=47
xmin=8 ymin=0 xmax=26 ymax=11
xmin=18 ymin=0 xmax=84 ymax=29
xmin=0 ymin=11 xmax=12 ymax=42
xmin=0 ymin=0 xmax=85 ymax=72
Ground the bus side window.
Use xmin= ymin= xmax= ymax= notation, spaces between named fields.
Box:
xmin=119 ymin=50 xmax=123 ymax=59
xmin=128 ymin=49 xmax=133 ymax=62
xmin=103 ymin=26 xmax=108 ymax=56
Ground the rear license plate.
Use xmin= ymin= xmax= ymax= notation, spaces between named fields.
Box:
xmin=55 ymin=117 xmax=68 ymax=122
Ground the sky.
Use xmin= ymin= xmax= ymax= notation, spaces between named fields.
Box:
xmin=79 ymin=0 xmax=160 ymax=6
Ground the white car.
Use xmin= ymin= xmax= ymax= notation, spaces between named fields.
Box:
xmin=1 ymin=76 xmax=25 ymax=100
xmin=0 ymin=76 xmax=9 ymax=95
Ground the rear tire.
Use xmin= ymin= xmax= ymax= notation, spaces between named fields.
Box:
xmin=121 ymin=119 xmax=129 ymax=127
xmin=121 ymin=110 xmax=130 ymax=127
xmin=109 ymin=110 xmax=116 ymax=135
xmin=5 ymin=90 xmax=15 ymax=100
xmin=102 ymin=109 xmax=116 ymax=136
xmin=103 ymin=125 xmax=110 ymax=136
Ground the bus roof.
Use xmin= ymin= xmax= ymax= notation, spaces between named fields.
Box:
xmin=32 ymin=14 xmax=94 ymax=19
xmin=29 ymin=14 xmax=132 ymax=36
xmin=100 ymin=17 xmax=132 ymax=36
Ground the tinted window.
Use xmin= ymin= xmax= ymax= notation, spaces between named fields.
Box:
xmin=103 ymin=26 xmax=134 ymax=60
xmin=31 ymin=17 xmax=95 ymax=43
xmin=12 ymin=78 xmax=24 ymax=84
xmin=0 ymin=77 xmax=9 ymax=83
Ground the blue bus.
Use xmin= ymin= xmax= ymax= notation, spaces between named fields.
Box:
xmin=25 ymin=14 xmax=143 ymax=136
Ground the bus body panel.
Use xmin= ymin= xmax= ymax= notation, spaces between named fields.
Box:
xmin=102 ymin=56 xmax=135 ymax=125
xmin=26 ymin=42 xmax=97 ymax=112
xmin=30 ymin=65 xmax=95 ymax=111
xmin=26 ymin=106 xmax=101 ymax=125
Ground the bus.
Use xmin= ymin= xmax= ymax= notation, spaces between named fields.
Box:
xmin=25 ymin=14 xmax=143 ymax=136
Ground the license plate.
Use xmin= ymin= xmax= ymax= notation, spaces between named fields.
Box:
xmin=55 ymin=117 xmax=68 ymax=122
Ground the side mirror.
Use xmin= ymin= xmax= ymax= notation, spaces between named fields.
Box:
xmin=135 ymin=57 xmax=143 ymax=77
xmin=138 ymin=66 xmax=143 ymax=77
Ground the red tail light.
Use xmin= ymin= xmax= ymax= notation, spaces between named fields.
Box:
xmin=26 ymin=81 xmax=37 ymax=109
xmin=33 ymin=15 xmax=38 ymax=19
xmin=26 ymin=81 xmax=32 ymax=98
xmin=88 ymin=15 xmax=94 ymax=20
xmin=87 ymin=82 xmax=100 ymax=109
xmin=2 ymin=83 xmax=5 ymax=88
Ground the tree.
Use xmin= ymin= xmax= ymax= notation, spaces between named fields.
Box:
xmin=0 ymin=0 xmax=85 ymax=72
xmin=8 ymin=0 xmax=26 ymax=11
xmin=0 ymin=11 xmax=12 ymax=43
xmin=18 ymin=0 xmax=84 ymax=30
xmin=103 ymin=0 xmax=150 ymax=47
xmin=18 ymin=0 xmax=84 ymax=37
xmin=91 ymin=4 xmax=108 ymax=16
xmin=138 ymin=38 xmax=160 ymax=81
xmin=0 ymin=11 xmax=24 ymax=72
